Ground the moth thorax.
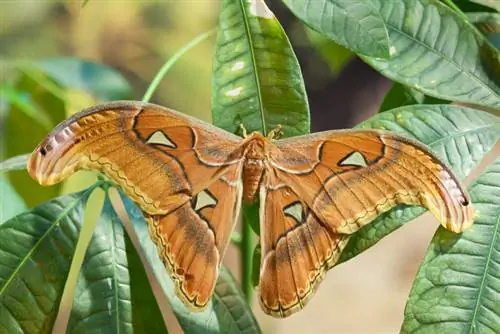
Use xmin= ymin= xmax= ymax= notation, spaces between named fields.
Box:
xmin=242 ymin=159 xmax=264 ymax=203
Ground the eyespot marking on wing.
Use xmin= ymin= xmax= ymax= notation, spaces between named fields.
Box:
xmin=146 ymin=130 xmax=177 ymax=148
xmin=283 ymin=201 xmax=305 ymax=224
xmin=338 ymin=151 xmax=367 ymax=167
xmin=193 ymin=190 xmax=217 ymax=212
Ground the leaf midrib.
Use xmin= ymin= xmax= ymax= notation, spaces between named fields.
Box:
xmin=110 ymin=212 xmax=121 ymax=334
xmin=426 ymin=123 xmax=500 ymax=147
xmin=239 ymin=0 xmax=267 ymax=134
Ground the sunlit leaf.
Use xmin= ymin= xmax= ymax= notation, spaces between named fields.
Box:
xmin=211 ymin=0 xmax=309 ymax=137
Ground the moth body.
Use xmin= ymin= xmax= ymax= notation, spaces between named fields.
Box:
xmin=242 ymin=132 xmax=268 ymax=203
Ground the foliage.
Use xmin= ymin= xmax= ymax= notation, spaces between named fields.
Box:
xmin=1 ymin=0 xmax=499 ymax=333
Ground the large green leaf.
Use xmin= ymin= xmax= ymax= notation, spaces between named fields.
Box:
xmin=364 ymin=0 xmax=500 ymax=109
xmin=119 ymin=193 xmax=261 ymax=334
xmin=401 ymin=157 xmax=500 ymax=333
xmin=0 ymin=189 xmax=92 ymax=333
xmin=282 ymin=0 xmax=390 ymax=58
xmin=67 ymin=198 xmax=129 ymax=333
xmin=211 ymin=0 xmax=309 ymax=137
xmin=67 ymin=197 xmax=166 ymax=333
xmin=338 ymin=104 xmax=500 ymax=263
xmin=0 ymin=175 xmax=27 ymax=223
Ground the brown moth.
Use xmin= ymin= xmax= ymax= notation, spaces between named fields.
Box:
xmin=28 ymin=101 xmax=474 ymax=318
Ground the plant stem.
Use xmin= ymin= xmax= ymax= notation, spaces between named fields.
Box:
xmin=142 ymin=29 xmax=216 ymax=103
xmin=241 ymin=209 xmax=254 ymax=303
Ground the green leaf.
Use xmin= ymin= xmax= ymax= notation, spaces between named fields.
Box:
xmin=0 ymin=175 xmax=27 ymax=223
xmin=364 ymin=0 xmax=500 ymax=109
xmin=379 ymin=83 xmax=426 ymax=112
xmin=379 ymin=83 xmax=449 ymax=112
xmin=213 ymin=266 xmax=260 ymax=334
xmin=468 ymin=0 xmax=500 ymax=12
xmin=212 ymin=1 xmax=309 ymax=306
xmin=450 ymin=0 xmax=497 ymax=12
xmin=211 ymin=0 xmax=310 ymax=137
xmin=35 ymin=58 xmax=133 ymax=101
xmin=67 ymin=197 xmax=166 ymax=333
xmin=125 ymin=233 xmax=167 ymax=333
xmin=338 ymin=104 xmax=500 ymax=263
xmin=212 ymin=0 xmax=310 ymax=305
xmin=0 ymin=189 xmax=92 ymax=333
xmin=282 ymin=0 xmax=390 ymax=58
xmin=401 ymin=157 xmax=500 ymax=332
xmin=119 ymin=193 xmax=261 ymax=334
xmin=0 ymin=154 xmax=29 ymax=173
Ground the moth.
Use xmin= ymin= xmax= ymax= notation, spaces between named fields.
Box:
xmin=28 ymin=101 xmax=474 ymax=318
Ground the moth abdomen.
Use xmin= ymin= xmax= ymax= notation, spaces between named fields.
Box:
xmin=242 ymin=159 xmax=264 ymax=203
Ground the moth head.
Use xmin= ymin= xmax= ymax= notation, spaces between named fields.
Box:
xmin=244 ymin=132 xmax=268 ymax=160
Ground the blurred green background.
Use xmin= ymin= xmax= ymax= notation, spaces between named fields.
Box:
xmin=1 ymin=1 xmax=217 ymax=118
